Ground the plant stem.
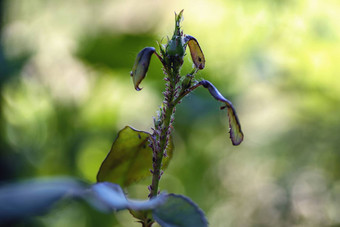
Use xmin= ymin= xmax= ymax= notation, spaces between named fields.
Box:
xmin=174 ymin=81 xmax=203 ymax=106
xmin=149 ymin=67 xmax=179 ymax=198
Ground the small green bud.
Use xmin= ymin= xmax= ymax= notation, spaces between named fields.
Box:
xmin=166 ymin=37 xmax=185 ymax=58
xmin=174 ymin=10 xmax=184 ymax=36
xmin=165 ymin=10 xmax=185 ymax=60
xmin=130 ymin=47 xmax=156 ymax=91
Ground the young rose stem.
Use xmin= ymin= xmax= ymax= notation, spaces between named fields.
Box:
xmin=149 ymin=65 xmax=182 ymax=198
xmin=148 ymin=63 xmax=203 ymax=198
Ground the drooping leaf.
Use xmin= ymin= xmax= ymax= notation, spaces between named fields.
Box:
xmin=130 ymin=47 xmax=156 ymax=91
xmin=200 ymin=80 xmax=244 ymax=145
xmin=224 ymin=105 xmax=244 ymax=145
xmin=184 ymin=35 xmax=205 ymax=70
xmin=91 ymin=182 xmax=167 ymax=211
xmin=0 ymin=178 xmax=85 ymax=222
xmin=97 ymin=126 xmax=173 ymax=187
xmin=152 ymin=194 xmax=208 ymax=227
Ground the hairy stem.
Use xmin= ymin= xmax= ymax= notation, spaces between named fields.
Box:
xmin=149 ymin=66 xmax=180 ymax=198
xmin=174 ymin=81 xmax=203 ymax=106
xmin=149 ymin=74 xmax=204 ymax=199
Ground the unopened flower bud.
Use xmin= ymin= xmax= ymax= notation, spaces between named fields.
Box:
xmin=166 ymin=10 xmax=185 ymax=64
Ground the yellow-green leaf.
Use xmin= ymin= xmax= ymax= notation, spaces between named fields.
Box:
xmin=185 ymin=35 xmax=205 ymax=70
xmin=225 ymin=104 xmax=244 ymax=146
xmin=97 ymin=126 xmax=173 ymax=187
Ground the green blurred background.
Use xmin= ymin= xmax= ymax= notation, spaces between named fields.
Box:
xmin=1 ymin=0 xmax=340 ymax=226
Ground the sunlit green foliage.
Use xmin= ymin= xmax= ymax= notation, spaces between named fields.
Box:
xmin=1 ymin=0 xmax=340 ymax=226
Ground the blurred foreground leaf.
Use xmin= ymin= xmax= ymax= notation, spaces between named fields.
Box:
xmin=152 ymin=194 xmax=208 ymax=227
xmin=91 ymin=182 xmax=167 ymax=211
xmin=97 ymin=126 xmax=173 ymax=187
xmin=0 ymin=178 xmax=84 ymax=222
